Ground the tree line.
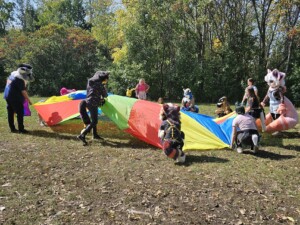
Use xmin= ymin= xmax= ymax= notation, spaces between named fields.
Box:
xmin=0 ymin=0 xmax=299 ymax=105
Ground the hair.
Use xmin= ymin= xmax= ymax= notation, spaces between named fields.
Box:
xmin=247 ymin=87 xmax=259 ymax=102
xmin=160 ymin=103 xmax=181 ymax=122
xmin=94 ymin=71 xmax=109 ymax=81
xmin=248 ymin=78 xmax=254 ymax=84
xmin=235 ymin=105 xmax=245 ymax=115
xmin=157 ymin=97 xmax=164 ymax=104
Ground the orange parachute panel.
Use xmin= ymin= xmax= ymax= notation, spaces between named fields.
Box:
xmin=34 ymin=100 xmax=82 ymax=126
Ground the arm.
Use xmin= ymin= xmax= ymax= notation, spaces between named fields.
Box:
xmin=158 ymin=122 xmax=165 ymax=139
xmin=241 ymin=88 xmax=248 ymax=104
xmin=145 ymin=83 xmax=150 ymax=92
xmin=135 ymin=84 xmax=139 ymax=96
xmin=22 ymin=90 xmax=32 ymax=105
xmin=230 ymin=125 xmax=237 ymax=149
xmin=245 ymin=97 xmax=253 ymax=112
xmin=261 ymin=93 xmax=269 ymax=107
xmin=279 ymin=87 xmax=284 ymax=104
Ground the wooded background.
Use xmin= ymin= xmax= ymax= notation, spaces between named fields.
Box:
xmin=0 ymin=0 xmax=299 ymax=105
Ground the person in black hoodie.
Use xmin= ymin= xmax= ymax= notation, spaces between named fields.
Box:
xmin=77 ymin=71 xmax=109 ymax=145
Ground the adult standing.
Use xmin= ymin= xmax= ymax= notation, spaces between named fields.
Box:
xmin=241 ymin=78 xmax=258 ymax=105
xmin=4 ymin=63 xmax=34 ymax=133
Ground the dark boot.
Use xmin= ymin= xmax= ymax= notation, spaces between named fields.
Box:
xmin=92 ymin=127 xmax=103 ymax=140
xmin=77 ymin=134 xmax=88 ymax=146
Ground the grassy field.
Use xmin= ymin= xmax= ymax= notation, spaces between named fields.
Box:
xmin=0 ymin=94 xmax=299 ymax=225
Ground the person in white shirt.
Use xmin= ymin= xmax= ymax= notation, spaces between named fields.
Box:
xmin=230 ymin=106 xmax=260 ymax=154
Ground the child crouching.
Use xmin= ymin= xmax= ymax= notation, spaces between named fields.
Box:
xmin=158 ymin=103 xmax=186 ymax=163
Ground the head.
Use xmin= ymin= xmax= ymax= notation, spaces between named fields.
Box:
xmin=183 ymin=98 xmax=191 ymax=107
xmin=247 ymin=87 xmax=256 ymax=98
xmin=183 ymin=88 xmax=191 ymax=96
xmin=93 ymin=71 xmax=110 ymax=84
xmin=235 ymin=105 xmax=245 ymax=115
xmin=139 ymin=78 xmax=145 ymax=85
xmin=17 ymin=63 xmax=34 ymax=81
xmin=157 ymin=97 xmax=164 ymax=104
xmin=218 ymin=96 xmax=227 ymax=103
xmin=160 ymin=103 xmax=181 ymax=121
xmin=247 ymin=78 xmax=254 ymax=86
xmin=265 ymin=69 xmax=285 ymax=89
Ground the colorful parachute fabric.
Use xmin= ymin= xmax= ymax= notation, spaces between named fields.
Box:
xmin=33 ymin=90 xmax=101 ymax=126
xmin=100 ymin=95 xmax=231 ymax=151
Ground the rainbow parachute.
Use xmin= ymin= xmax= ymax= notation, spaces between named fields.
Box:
xmin=34 ymin=91 xmax=234 ymax=151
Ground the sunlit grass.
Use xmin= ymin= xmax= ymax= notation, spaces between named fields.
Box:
xmin=0 ymin=93 xmax=299 ymax=224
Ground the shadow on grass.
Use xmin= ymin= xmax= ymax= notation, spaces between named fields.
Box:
xmin=94 ymin=138 xmax=157 ymax=150
xmin=250 ymin=149 xmax=296 ymax=160
xmin=26 ymin=129 xmax=156 ymax=149
xmin=280 ymin=145 xmax=300 ymax=152
xmin=184 ymin=155 xmax=229 ymax=166
xmin=262 ymin=131 xmax=300 ymax=152
xmin=26 ymin=129 xmax=76 ymax=140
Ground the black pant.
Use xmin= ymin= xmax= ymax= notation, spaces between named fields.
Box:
xmin=271 ymin=113 xmax=280 ymax=120
xmin=236 ymin=129 xmax=259 ymax=148
xmin=6 ymin=100 xmax=24 ymax=131
xmin=80 ymin=102 xmax=99 ymax=136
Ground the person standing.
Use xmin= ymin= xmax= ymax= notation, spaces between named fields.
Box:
xmin=135 ymin=78 xmax=150 ymax=100
xmin=4 ymin=63 xmax=34 ymax=133
xmin=77 ymin=71 xmax=109 ymax=145
xmin=241 ymin=78 xmax=258 ymax=105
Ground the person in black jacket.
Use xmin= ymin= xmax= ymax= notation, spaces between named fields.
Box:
xmin=4 ymin=63 xmax=34 ymax=133
xmin=77 ymin=71 xmax=109 ymax=145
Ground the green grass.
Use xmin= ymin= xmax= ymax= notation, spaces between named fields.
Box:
xmin=0 ymin=93 xmax=299 ymax=224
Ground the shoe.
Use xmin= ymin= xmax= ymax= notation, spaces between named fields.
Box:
xmin=272 ymin=131 xmax=280 ymax=136
xmin=11 ymin=129 xmax=18 ymax=133
xmin=236 ymin=147 xmax=243 ymax=154
xmin=176 ymin=154 xmax=186 ymax=163
xmin=253 ymin=145 xmax=259 ymax=154
xmin=175 ymin=149 xmax=186 ymax=163
xmin=19 ymin=129 xmax=29 ymax=134
xmin=77 ymin=135 xmax=88 ymax=146
xmin=93 ymin=134 xmax=103 ymax=140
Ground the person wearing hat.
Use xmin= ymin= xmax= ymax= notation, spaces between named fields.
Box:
xmin=77 ymin=71 xmax=109 ymax=145
xmin=230 ymin=105 xmax=260 ymax=154
xmin=4 ymin=63 xmax=34 ymax=133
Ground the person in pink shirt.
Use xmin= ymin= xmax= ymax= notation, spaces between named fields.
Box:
xmin=135 ymin=78 xmax=150 ymax=100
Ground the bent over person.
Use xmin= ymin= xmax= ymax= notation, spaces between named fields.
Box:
xmin=77 ymin=71 xmax=109 ymax=145
xmin=230 ymin=106 xmax=260 ymax=154
xmin=4 ymin=63 xmax=34 ymax=133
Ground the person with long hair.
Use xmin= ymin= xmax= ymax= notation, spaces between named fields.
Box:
xmin=241 ymin=78 xmax=258 ymax=105
xmin=246 ymin=87 xmax=261 ymax=118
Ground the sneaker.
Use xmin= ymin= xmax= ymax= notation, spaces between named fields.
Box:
xmin=272 ymin=131 xmax=280 ymax=136
xmin=236 ymin=147 xmax=243 ymax=154
xmin=19 ymin=129 xmax=29 ymax=134
xmin=77 ymin=135 xmax=88 ymax=146
xmin=176 ymin=154 xmax=186 ymax=163
xmin=11 ymin=128 xmax=18 ymax=133
xmin=175 ymin=149 xmax=186 ymax=163
xmin=253 ymin=145 xmax=259 ymax=154
xmin=93 ymin=134 xmax=103 ymax=140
